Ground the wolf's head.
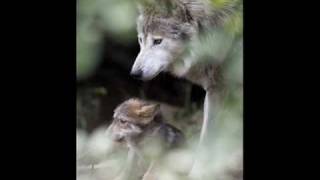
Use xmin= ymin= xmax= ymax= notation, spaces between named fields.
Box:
xmin=110 ymin=98 xmax=160 ymax=142
xmin=131 ymin=0 xmax=207 ymax=80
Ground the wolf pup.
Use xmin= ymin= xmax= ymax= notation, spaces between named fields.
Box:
xmin=109 ymin=98 xmax=185 ymax=180
xmin=130 ymin=0 xmax=242 ymax=175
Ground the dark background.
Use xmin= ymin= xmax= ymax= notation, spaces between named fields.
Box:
xmin=77 ymin=35 xmax=205 ymax=133
xmin=2 ymin=0 xmax=315 ymax=180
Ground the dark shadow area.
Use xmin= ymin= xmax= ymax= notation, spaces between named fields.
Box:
xmin=77 ymin=35 xmax=204 ymax=133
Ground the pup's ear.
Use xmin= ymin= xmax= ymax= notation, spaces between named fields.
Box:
xmin=135 ymin=104 xmax=160 ymax=117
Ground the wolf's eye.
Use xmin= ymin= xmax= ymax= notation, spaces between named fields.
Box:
xmin=153 ymin=38 xmax=162 ymax=45
xmin=119 ymin=119 xmax=126 ymax=124
xmin=138 ymin=37 xmax=142 ymax=44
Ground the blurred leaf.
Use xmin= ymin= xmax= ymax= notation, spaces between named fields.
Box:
xmin=224 ymin=7 xmax=243 ymax=37
xmin=187 ymin=28 xmax=235 ymax=65
xmin=76 ymin=24 xmax=103 ymax=80
xmin=223 ymin=37 xmax=243 ymax=87
xmin=77 ymin=0 xmax=139 ymax=81
xmin=97 ymin=0 xmax=137 ymax=42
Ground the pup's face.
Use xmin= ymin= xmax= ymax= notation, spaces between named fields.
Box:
xmin=110 ymin=99 xmax=160 ymax=142
xmin=131 ymin=15 xmax=196 ymax=80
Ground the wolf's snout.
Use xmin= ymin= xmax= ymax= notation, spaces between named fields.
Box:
xmin=130 ymin=69 xmax=143 ymax=79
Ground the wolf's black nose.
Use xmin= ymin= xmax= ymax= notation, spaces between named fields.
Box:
xmin=130 ymin=70 xmax=142 ymax=79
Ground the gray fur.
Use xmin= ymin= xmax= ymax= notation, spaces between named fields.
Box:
xmin=131 ymin=0 xmax=242 ymax=178
xmin=133 ymin=0 xmax=240 ymax=88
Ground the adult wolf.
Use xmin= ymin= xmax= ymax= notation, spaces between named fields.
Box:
xmin=130 ymin=0 xmax=243 ymax=177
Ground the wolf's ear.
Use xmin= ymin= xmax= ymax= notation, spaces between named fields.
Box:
xmin=135 ymin=0 xmax=162 ymax=12
xmin=183 ymin=0 xmax=207 ymax=24
xmin=180 ymin=22 xmax=198 ymax=39
xmin=135 ymin=0 xmax=151 ymax=14
xmin=136 ymin=1 xmax=144 ymax=14
xmin=135 ymin=104 xmax=160 ymax=117
xmin=136 ymin=0 xmax=180 ymax=15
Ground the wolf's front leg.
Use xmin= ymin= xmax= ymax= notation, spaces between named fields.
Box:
xmin=142 ymin=160 xmax=157 ymax=180
xmin=189 ymin=90 xmax=220 ymax=178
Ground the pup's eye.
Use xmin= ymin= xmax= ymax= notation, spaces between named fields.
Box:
xmin=119 ymin=119 xmax=126 ymax=124
xmin=153 ymin=38 xmax=162 ymax=45
xmin=138 ymin=37 xmax=142 ymax=44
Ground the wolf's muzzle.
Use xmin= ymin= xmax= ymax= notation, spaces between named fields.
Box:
xmin=130 ymin=69 xmax=143 ymax=79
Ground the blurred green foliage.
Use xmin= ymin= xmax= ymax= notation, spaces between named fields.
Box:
xmin=77 ymin=0 xmax=243 ymax=179
xmin=77 ymin=87 xmax=107 ymax=129
xmin=77 ymin=0 xmax=138 ymax=80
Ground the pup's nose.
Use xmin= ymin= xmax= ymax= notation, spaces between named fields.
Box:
xmin=130 ymin=70 xmax=142 ymax=79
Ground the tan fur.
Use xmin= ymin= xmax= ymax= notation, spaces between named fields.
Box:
xmin=113 ymin=98 xmax=159 ymax=125
xmin=109 ymin=98 xmax=185 ymax=180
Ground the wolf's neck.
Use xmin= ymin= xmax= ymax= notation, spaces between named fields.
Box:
xmin=169 ymin=55 xmax=194 ymax=78
xmin=169 ymin=56 xmax=217 ymax=90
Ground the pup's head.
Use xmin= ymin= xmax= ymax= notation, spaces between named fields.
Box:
xmin=110 ymin=98 xmax=160 ymax=142
xmin=131 ymin=0 xmax=204 ymax=80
